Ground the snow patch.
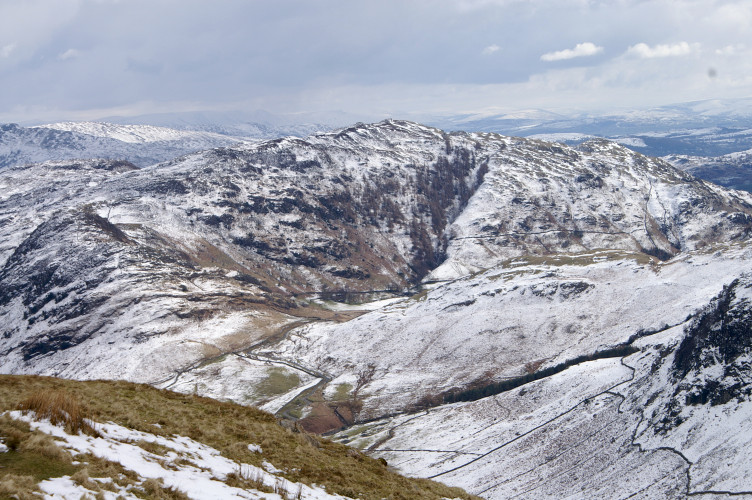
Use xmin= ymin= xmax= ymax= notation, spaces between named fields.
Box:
xmin=10 ymin=411 xmax=349 ymax=500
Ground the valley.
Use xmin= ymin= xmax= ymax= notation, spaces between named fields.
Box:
xmin=2 ymin=119 xmax=752 ymax=498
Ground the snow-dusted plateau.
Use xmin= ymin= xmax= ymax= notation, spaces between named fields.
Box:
xmin=3 ymin=119 xmax=752 ymax=498
xmin=0 ymin=121 xmax=243 ymax=169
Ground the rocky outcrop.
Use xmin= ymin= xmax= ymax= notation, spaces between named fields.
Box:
xmin=652 ymin=275 xmax=752 ymax=431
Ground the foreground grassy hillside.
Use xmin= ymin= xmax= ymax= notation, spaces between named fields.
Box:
xmin=0 ymin=375 xmax=477 ymax=499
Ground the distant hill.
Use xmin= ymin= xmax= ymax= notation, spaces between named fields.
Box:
xmin=0 ymin=122 xmax=240 ymax=169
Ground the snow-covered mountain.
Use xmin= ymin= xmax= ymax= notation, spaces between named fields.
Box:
xmin=2 ymin=120 xmax=752 ymax=497
xmin=100 ymin=109 xmax=355 ymax=139
xmin=39 ymin=121 xmax=236 ymax=144
xmin=431 ymin=98 xmax=752 ymax=150
xmin=665 ymin=148 xmax=752 ymax=192
xmin=430 ymin=98 xmax=752 ymax=193
xmin=0 ymin=122 xmax=241 ymax=168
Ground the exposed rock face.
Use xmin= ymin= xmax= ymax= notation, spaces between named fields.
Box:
xmin=657 ymin=275 xmax=752 ymax=429
xmin=146 ymin=124 xmax=489 ymax=288
xmin=0 ymin=211 xmax=128 ymax=360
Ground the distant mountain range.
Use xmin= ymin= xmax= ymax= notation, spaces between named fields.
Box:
xmin=98 ymin=109 xmax=360 ymax=140
xmin=664 ymin=149 xmax=752 ymax=192
xmin=429 ymin=97 xmax=752 ymax=192
xmin=430 ymin=97 xmax=752 ymax=156
xmin=4 ymin=98 xmax=752 ymax=191
xmin=0 ymin=114 xmax=352 ymax=169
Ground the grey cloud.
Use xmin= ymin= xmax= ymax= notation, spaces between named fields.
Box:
xmin=126 ymin=57 xmax=163 ymax=75
xmin=0 ymin=0 xmax=750 ymax=123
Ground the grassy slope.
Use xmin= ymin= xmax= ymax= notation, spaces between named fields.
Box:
xmin=0 ymin=375 xmax=478 ymax=500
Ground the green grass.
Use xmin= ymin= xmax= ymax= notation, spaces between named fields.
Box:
xmin=0 ymin=450 xmax=78 ymax=483
xmin=0 ymin=414 xmax=77 ymax=482
xmin=0 ymin=375 xmax=480 ymax=500
xmin=504 ymin=249 xmax=656 ymax=268
xmin=256 ymin=367 xmax=301 ymax=397
xmin=196 ymin=353 xmax=228 ymax=369
xmin=332 ymin=383 xmax=353 ymax=402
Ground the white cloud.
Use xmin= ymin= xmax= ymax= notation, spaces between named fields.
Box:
xmin=627 ymin=41 xmax=694 ymax=58
xmin=58 ymin=48 xmax=80 ymax=61
xmin=541 ymin=42 xmax=603 ymax=62
xmin=710 ymin=3 xmax=752 ymax=32
xmin=482 ymin=44 xmax=500 ymax=55
xmin=1 ymin=42 xmax=16 ymax=58
xmin=715 ymin=44 xmax=745 ymax=56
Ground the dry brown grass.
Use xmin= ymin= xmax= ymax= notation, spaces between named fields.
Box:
xmin=0 ymin=375 xmax=480 ymax=500
xmin=140 ymin=477 xmax=190 ymax=500
xmin=71 ymin=468 xmax=102 ymax=492
xmin=524 ymin=359 xmax=546 ymax=374
xmin=0 ymin=473 xmax=40 ymax=500
xmin=17 ymin=389 xmax=98 ymax=436
xmin=226 ymin=465 xmax=273 ymax=493
xmin=0 ymin=404 xmax=194 ymax=499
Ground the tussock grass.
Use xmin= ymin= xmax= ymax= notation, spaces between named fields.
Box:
xmin=70 ymin=468 xmax=102 ymax=492
xmin=226 ymin=466 xmax=273 ymax=493
xmin=140 ymin=477 xmax=190 ymax=499
xmin=133 ymin=439 xmax=173 ymax=456
xmin=0 ymin=473 xmax=40 ymax=499
xmin=17 ymin=389 xmax=98 ymax=436
xmin=0 ymin=375 xmax=479 ymax=500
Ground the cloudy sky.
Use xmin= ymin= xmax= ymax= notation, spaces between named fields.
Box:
xmin=0 ymin=0 xmax=751 ymax=124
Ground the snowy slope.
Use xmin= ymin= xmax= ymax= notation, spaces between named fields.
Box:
xmin=2 ymin=120 xmax=751 ymax=392
xmin=2 ymin=120 xmax=752 ymax=497
xmin=10 ymin=411 xmax=348 ymax=500
xmin=3 ymin=122 xmax=750 ymax=386
xmin=260 ymin=246 xmax=752 ymax=420
xmin=331 ymin=275 xmax=752 ymax=497
xmin=39 ymin=121 xmax=236 ymax=144
xmin=430 ymin=136 xmax=752 ymax=280
xmin=0 ymin=122 xmax=241 ymax=168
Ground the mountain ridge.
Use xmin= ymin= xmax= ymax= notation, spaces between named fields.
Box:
xmin=0 ymin=122 xmax=241 ymax=169
xmin=3 ymin=119 xmax=752 ymax=497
